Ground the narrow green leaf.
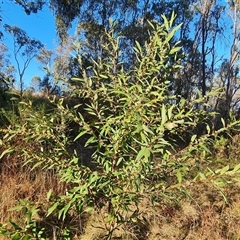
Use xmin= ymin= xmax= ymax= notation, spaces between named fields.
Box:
xmin=58 ymin=199 xmax=74 ymax=220
xmin=220 ymin=165 xmax=229 ymax=175
xmin=0 ymin=148 xmax=14 ymax=159
xmin=85 ymin=136 xmax=97 ymax=146
xmin=22 ymin=235 xmax=31 ymax=240
xmin=88 ymin=172 xmax=99 ymax=186
xmin=176 ymin=170 xmax=182 ymax=184
xmin=9 ymin=205 xmax=23 ymax=212
xmin=165 ymin=30 xmax=175 ymax=42
xmin=47 ymin=190 xmax=53 ymax=201
xmin=31 ymin=161 xmax=43 ymax=170
xmin=221 ymin=118 xmax=225 ymax=128
xmin=136 ymin=147 xmax=145 ymax=161
xmin=169 ymin=46 xmax=181 ymax=55
xmin=161 ymin=14 xmax=169 ymax=30
xmin=46 ymin=202 xmax=59 ymax=217
xmin=135 ymin=41 xmax=142 ymax=52
xmin=12 ymin=233 xmax=21 ymax=240
xmin=116 ymin=157 xmax=123 ymax=166
xmin=191 ymin=134 xmax=197 ymax=142
xmin=142 ymin=124 xmax=154 ymax=134
xmin=233 ymin=163 xmax=240 ymax=172
xmin=206 ymin=125 xmax=211 ymax=134
xmin=9 ymin=219 xmax=22 ymax=231
xmin=200 ymin=143 xmax=210 ymax=153
xmin=99 ymin=74 xmax=109 ymax=79
xmin=74 ymin=130 xmax=87 ymax=141
xmin=167 ymin=105 xmax=174 ymax=120
xmin=198 ymin=172 xmax=206 ymax=180
xmin=161 ymin=104 xmax=167 ymax=126
xmin=169 ymin=11 xmax=176 ymax=28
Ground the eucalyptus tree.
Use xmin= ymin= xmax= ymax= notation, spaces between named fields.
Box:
xmin=4 ymin=24 xmax=44 ymax=95
xmin=12 ymin=0 xmax=228 ymax=101
xmin=226 ymin=0 xmax=240 ymax=112
xmin=36 ymin=47 xmax=68 ymax=96
xmin=214 ymin=0 xmax=240 ymax=122
xmin=0 ymin=43 xmax=15 ymax=90
xmin=36 ymin=42 xmax=76 ymax=94
xmin=14 ymin=0 xmax=45 ymax=14
xmin=48 ymin=0 xmax=198 ymax=87
xmin=188 ymin=0 xmax=226 ymax=97
xmin=31 ymin=75 xmax=41 ymax=92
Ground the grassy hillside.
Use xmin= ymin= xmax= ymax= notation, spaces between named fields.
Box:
xmin=0 ymin=92 xmax=240 ymax=239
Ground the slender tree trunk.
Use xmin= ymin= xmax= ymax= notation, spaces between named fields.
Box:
xmin=201 ymin=15 xmax=206 ymax=96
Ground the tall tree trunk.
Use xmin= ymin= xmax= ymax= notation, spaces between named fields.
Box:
xmin=201 ymin=15 xmax=206 ymax=96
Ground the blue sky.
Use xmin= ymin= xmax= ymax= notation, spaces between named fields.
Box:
xmin=1 ymin=1 xmax=57 ymax=88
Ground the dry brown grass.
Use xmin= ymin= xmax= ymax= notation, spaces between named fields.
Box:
xmin=1 ymin=135 xmax=240 ymax=239
xmin=0 ymin=150 xmax=69 ymax=237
